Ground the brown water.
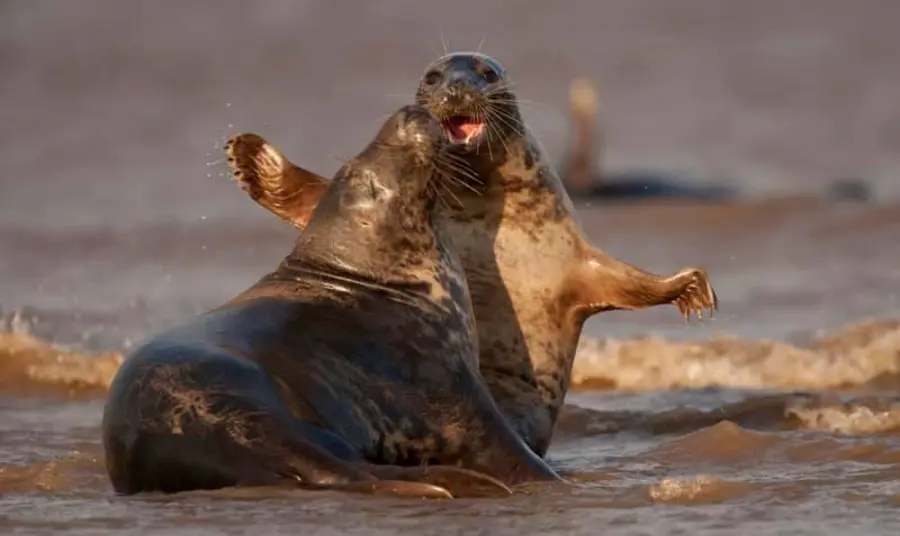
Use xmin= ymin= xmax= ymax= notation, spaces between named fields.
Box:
xmin=2 ymin=1 xmax=900 ymax=534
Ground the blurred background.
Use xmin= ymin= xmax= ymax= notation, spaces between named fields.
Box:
xmin=1 ymin=2 xmax=900 ymax=533
xmin=5 ymin=0 xmax=900 ymax=224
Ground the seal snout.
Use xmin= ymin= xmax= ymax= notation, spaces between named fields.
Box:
xmin=378 ymin=105 xmax=441 ymax=149
xmin=398 ymin=104 xmax=437 ymax=130
xmin=431 ymin=83 xmax=487 ymax=145
xmin=394 ymin=105 xmax=444 ymax=149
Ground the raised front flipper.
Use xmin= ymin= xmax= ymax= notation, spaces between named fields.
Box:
xmin=566 ymin=244 xmax=718 ymax=321
xmin=224 ymin=133 xmax=329 ymax=229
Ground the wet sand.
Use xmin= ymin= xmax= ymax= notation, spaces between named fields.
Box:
xmin=3 ymin=1 xmax=900 ymax=534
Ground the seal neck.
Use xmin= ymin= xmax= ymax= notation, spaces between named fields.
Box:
xmin=266 ymin=259 xmax=435 ymax=310
xmin=276 ymin=175 xmax=444 ymax=290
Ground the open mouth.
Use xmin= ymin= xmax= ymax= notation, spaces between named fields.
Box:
xmin=441 ymin=116 xmax=486 ymax=145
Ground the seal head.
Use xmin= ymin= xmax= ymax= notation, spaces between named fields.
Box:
xmin=416 ymin=52 xmax=520 ymax=153
xmin=327 ymin=103 xmax=443 ymax=213
xmin=286 ymin=104 xmax=476 ymax=310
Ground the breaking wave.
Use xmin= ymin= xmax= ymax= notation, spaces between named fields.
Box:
xmin=2 ymin=314 xmax=899 ymax=398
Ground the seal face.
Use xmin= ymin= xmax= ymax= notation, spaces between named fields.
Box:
xmin=102 ymin=104 xmax=558 ymax=499
xmin=415 ymin=53 xmax=512 ymax=149
xmin=223 ymin=54 xmax=718 ymax=459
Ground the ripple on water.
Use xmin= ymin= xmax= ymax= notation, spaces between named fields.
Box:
xmin=572 ymin=319 xmax=900 ymax=391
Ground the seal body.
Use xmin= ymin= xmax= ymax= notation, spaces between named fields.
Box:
xmin=224 ymin=54 xmax=718 ymax=458
xmin=102 ymin=105 xmax=557 ymax=497
xmin=414 ymin=53 xmax=717 ymax=455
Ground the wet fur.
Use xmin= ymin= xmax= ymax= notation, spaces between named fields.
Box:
xmin=102 ymin=105 xmax=557 ymax=498
xmin=223 ymin=53 xmax=718 ymax=457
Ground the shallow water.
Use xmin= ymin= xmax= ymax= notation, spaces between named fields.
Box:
xmin=3 ymin=199 xmax=899 ymax=536
xmin=3 ymin=1 xmax=900 ymax=534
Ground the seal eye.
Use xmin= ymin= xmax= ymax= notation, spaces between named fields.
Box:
xmin=483 ymin=68 xmax=500 ymax=84
xmin=423 ymin=70 xmax=442 ymax=86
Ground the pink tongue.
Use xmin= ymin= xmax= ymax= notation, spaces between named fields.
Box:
xmin=448 ymin=118 xmax=480 ymax=139
xmin=459 ymin=123 xmax=480 ymax=136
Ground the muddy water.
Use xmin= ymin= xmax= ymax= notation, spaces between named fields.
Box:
xmin=3 ymin=1 xmax=900 ymax=534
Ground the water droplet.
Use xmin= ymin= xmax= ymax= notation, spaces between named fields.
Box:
xmin=227 ymin=123 xmax=234 ymax=129
xmin=226 ymin=102 xmax=233 ymax=108
xmin=200 ymin=215 xmax=207 ymax=221
xmin=202 ymin=245 xmax=207 ymax=250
